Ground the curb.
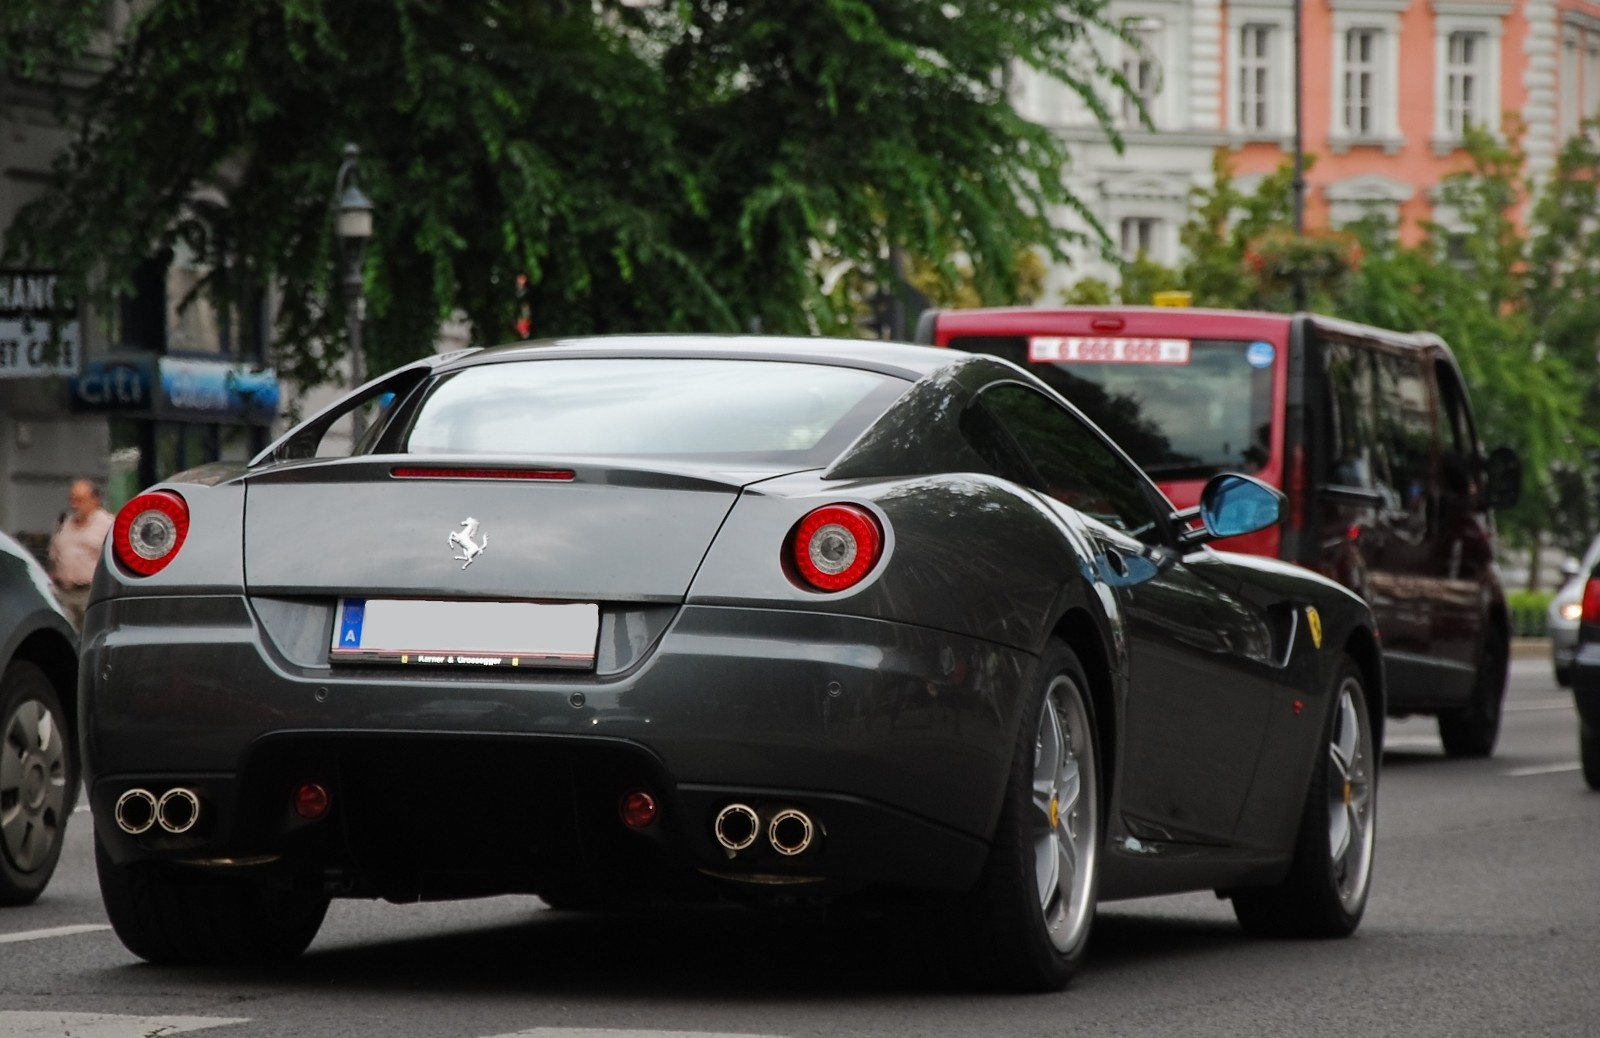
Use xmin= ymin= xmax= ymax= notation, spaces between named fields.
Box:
xmin=1511 ymin=638 xmax=1549 ymax=661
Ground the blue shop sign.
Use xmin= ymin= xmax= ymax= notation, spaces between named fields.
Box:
xmin=68 ymin=356 xmax=157 ymax=412
xmin=158 ymin=357 xmax=280 ymax=423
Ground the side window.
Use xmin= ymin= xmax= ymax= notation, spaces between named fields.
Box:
xmin=1324 ymin=338 xmax=1378 ymax=489
xmin=1371 ymin=350 xmax=1434 ymax=515
xmin=976 ymin=382 xmax=1166 ymax=542
xmin=1433 ymin=360 xmax=1477 ymax=497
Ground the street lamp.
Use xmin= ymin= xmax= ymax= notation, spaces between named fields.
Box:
xmin=334 ymin=142 xmax=374 ymax=443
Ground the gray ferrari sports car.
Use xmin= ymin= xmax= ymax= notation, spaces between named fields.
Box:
xmin=81 ymin=335 xmax=1380 ymax=990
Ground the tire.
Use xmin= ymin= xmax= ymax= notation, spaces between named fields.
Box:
xmin=1581 ymin=722 xmax=1600 ymax=792
xmin=1555 ymin=665 xmax=1572 ymax=689
xmin=0 ymin=660 xmax=76 ymax=906
xmin=1232 ymin=656 xmax=1376 ymax=938
xmin=933 ymin=641 xmax=1102 ymax=991
xmin=1438 ymin=636 xmax=1507 ymax=759
xmin=95 ymin=833 xmax=329 ymax=965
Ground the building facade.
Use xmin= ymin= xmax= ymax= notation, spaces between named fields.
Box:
xmin=0 ymin=9 xmax=282 ymax=557
xmin=1019 ymin=0 xmax=1600 ymax=300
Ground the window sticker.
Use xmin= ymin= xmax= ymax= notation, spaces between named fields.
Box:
xmin=1246 ymin=340 xmax=1276 ymax=368
xmin=1029 ymin=337 xmax=1191 ymax=364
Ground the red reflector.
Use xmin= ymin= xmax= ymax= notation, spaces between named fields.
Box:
xmin=792 ymin=503 xmax=884 ymax=592
xmin=391 ymin=467 xmax=575 ymax=481
xmin=293 ymin=783 xmax=331 ymax=820
xmin=1581 ymin=578 xmax=1600 ymax=625
xmin=619 ymin=791 xmax=657 ymax=828
xmin=1089 ymin=316 xmax=1125 ymax=331
xmin=112 ymin=490 xmax=190 ymax=576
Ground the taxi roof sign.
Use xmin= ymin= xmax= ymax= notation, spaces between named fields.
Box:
xmin=1152 ymin=291 xmax=1192 ymax=307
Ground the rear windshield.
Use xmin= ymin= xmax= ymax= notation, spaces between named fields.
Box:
xmin=402 ymin=358 xmax=907 ymax=463
xmin=948 ymin=335 xmax=1277 ymax=482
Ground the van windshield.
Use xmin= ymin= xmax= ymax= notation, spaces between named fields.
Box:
xmin=948 ymin=335 xmax=1277 ymax=482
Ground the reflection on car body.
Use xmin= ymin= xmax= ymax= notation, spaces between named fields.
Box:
xmin=82 ymin=335 xmax=1380 ymax=990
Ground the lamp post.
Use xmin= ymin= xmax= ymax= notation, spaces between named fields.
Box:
xmin=334 ymin=143 xmax=374 ymax=443
xmin=1291 ymin=0 xmax=1308 ymax=311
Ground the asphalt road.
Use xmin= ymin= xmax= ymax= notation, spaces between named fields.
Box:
xmin=2 ymin=655 xmax=1596 ymax=1038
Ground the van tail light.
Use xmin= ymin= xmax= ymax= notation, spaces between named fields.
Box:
xmin=1581 ymin=575 xmax=1600 ymax=625
xmin=791 ymin=504 xmax=883 ymax=592
xmin=113 ymin=491 xmax=190 ymax=576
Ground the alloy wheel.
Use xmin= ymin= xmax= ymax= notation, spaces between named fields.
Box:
xmin=1032 ymin=674 xmax=1098 ymax=953
xmin=1 ymin=698 xmax=69 ymax=873
xmin=1326 ymin=677 xmax=1375 ymax=907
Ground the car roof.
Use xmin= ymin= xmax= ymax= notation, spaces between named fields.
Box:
xmin=437 ymin=334 xmax=962 ymax=382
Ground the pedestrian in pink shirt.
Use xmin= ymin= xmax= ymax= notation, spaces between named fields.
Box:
xmin=48 ymin=478 xmax=113 ymax=629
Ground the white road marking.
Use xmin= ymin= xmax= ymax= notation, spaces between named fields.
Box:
xmin=0 ymin=1012 xmax=247 ymax=1036
xmin=1505 ymin=762 xmax=1583 ymax=777
xmin=1505 ymin=701 xmax=1576 ymax=712
xmin=1383 ymin=736 xmax=1442 ymax=752
xmin=0 ymin=924 xmax=112 ymax=944
xmin=485 ymin=1030 xmax=783 ymax=1038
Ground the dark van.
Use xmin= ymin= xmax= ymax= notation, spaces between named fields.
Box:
xmin=918 ymin=306 xmax=1522 ymax=757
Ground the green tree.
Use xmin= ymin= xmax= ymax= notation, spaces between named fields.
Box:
xmin=4 ymin=0 xmax=1137 ymax=388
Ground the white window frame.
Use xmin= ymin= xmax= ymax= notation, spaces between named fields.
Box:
xmin=1119 ymin=216 xmax=1162 ymax=261
xmin=1432 ymin=2 xmax=1509 ymax=152
xmin=1227 ymin=3 xmax=1294 ymax=138
xmin=1119 ymin=17 xmax=1165 ymax=129
xmin=1328 ymin=0 xmax=1407 ymax=154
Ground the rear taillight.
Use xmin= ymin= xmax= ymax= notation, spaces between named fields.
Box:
xmin=1581 ymin=577 xmax=1600 ymax=625
xmin=791 ymin=504 xmax=883 ymax=592
xmin=113 ymin=491 xmax=190 ymax=576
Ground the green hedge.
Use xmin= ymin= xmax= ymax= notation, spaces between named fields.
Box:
xmin=1507 ymin=590 xmax=1553 ymax=638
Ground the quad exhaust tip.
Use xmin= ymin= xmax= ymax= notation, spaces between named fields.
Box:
xmin=714 ymin=803 xmax=760 ymax=853
xmin=712 ymin=802 xmax=818 ymax=856
xmin=767 ymin=808 xmax=815 ymax=856
xmin=114 ymin=787 xmax=202 ymax=835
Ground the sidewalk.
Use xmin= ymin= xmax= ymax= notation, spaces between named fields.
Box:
xmin=1511 ymin=637 xmax=1549 ymax=661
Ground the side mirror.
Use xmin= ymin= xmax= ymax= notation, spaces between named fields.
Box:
xmin=1483 ymin=446 xmax=1521 ymax=511
xmin=1195 ymin=473 xmax=1284 ymax=542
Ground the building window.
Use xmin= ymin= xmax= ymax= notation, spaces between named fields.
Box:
xmin=1238 ymin=24 xmax=1274 ymax=131
xmin=1342 ymin=29 xmax=1378 ymax=136
xmin=1120 ymin=20 xmax=1161 ymax=127
xmin=1444 ymin=32 xmax=1483 ymax=135
xmin=1119 ymin=217 xmax=1161 ymax=261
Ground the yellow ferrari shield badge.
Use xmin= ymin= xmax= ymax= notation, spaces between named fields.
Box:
xmin=1306 ymin=605 xmax=1323 ymax=650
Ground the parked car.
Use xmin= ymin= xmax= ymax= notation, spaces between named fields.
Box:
xmin=1549 ymin=534 xmax=1600 ymax=686
xmin=1566 ymin=563 xmax=1600 ymax=790
xmin=918 ymin=307 xmax=1520 ymax=757
xmin=0 ymin=531 xmax=79 ymax=905
xmin=81 ymin=336 xmax=1380 ymax=990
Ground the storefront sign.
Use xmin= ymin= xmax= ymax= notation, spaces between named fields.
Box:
xmin=158 ymin=357 xmax=280 ymax=423
xmin=0 ymin=270 xmax=80 ymax=378
xmin=69 ymin=354 xmax=279 ymax=425
xmin=68 ymin=356 xmax=156 ymax=411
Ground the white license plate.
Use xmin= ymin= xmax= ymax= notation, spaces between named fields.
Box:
xmin=330 ymin=598 xmax=599 ymax=670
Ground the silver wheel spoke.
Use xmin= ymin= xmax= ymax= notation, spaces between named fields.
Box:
xmin=1 ymin=700 xmax=67 ymax=873
xmin=1036 ymin=831 xmax=1061 ymax=911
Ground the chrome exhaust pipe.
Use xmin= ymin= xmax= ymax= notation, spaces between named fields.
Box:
xmin=767 ymin=808 xmax=815 ymax=856
xmin=713 ymin=803 xmax=760 ymax=854
xmin=155 ymin=787 xmax=202 ymax=834
xmin=113 ymin=788 xmax=157 ymax=835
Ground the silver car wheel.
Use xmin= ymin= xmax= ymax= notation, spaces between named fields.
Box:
xmin=1327 ymin=676 xmax=1375 ymax=908
xmin=1 ymin=697 xmax=69 ymax=873
xmin=1032 ymin=674 xmax=1098 ymax=953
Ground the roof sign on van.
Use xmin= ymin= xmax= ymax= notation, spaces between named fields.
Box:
xmin=1028 ymin=336 xmax=1191 ymax=365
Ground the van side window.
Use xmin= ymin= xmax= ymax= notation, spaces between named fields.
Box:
xmin=1323 ymin=338 xmax=1386 ymax=491
xmin=1372 ymin=350 xmax=1434 ymax=519
xmin=1433 ymin=361 xmax=1478 ymax=498
xmin=971 ymin=382 xmax=1166 ymax=543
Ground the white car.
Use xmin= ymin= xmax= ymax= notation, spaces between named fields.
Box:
xmin=1550 ymin=534 xmax=1600 ymax=686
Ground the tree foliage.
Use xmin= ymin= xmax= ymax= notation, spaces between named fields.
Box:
xmin=5 ymin=0 xmax=1133 ymax=387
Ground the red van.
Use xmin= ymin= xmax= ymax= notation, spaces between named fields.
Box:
xmin=918 ymin=306 xmax=1522 ymax=757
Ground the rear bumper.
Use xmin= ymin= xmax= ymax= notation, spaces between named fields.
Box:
xmin=81 ymin=596 xmax=1028 ymax=896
